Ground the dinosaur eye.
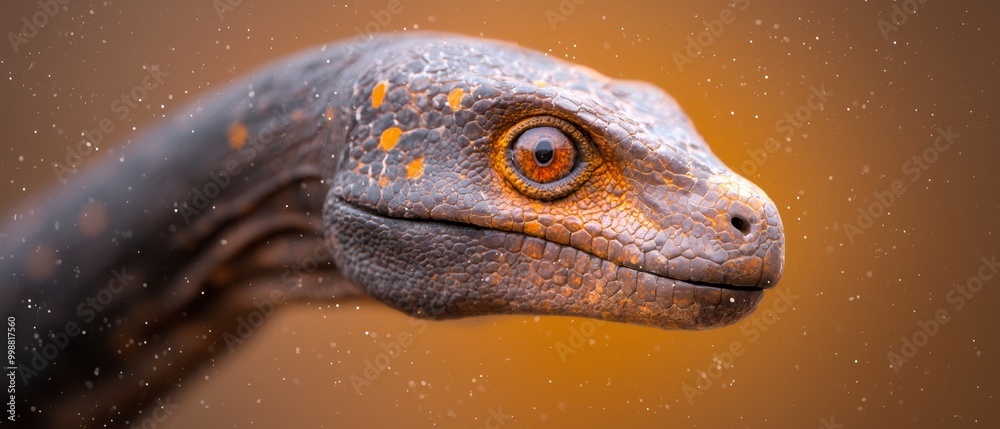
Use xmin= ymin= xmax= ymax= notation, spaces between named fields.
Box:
xmin=510 ymin=127 xmax=575 ymax=183
xmin=496 ymin=116 xmax=599 ymax=201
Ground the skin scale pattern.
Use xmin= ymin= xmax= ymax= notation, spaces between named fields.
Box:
xmin=0 ymin=33 xmax=783 ymax=428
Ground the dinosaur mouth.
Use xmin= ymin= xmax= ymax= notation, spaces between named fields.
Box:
xmin=328 ymin=199 xmax=765 ymax=329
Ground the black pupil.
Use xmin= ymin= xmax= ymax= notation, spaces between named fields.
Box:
xmin=534 ymin=139 xmax=554 ymax=166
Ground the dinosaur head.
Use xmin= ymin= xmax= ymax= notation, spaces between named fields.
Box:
xmin=326 ymin=34 xmax=784 ymax=329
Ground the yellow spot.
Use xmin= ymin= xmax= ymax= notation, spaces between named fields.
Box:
xmin=448 ymin=88 xmax=465 ymax=110
xmin=533 ymin=80 xmax=549 ymax=87
xmin=372 ymin=81 xmax=388 ymax=108
xmin=325 ymin=106 xmax=335 ymax=121
xmin=407 ymin=156 xmax=424 ymax=179
xmin=380 ymin=127 xmax=402 ymax=150
xmin=227 ymin=123 xmax=248 ymax=150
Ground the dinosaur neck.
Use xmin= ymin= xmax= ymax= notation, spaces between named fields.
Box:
xmin=0 ymin=42 xmax=366 ymax=428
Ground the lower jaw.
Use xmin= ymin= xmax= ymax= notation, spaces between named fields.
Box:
xmin=576 ymin=267 xmax=765 ymax=330
xmin=326 ymin=199 xmax=766 ymax=330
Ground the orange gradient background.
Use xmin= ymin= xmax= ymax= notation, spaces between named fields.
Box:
xmin=1 ymin=1 xmax=996 ymax=427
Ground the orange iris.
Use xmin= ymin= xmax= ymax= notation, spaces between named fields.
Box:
xmin=510 ymin=127 xmax=576 ymax=184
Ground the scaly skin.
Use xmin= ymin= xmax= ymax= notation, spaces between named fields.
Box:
xmin=0 ymin=33 xmax=783 ymax=428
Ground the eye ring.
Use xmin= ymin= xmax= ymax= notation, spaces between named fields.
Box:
xmin=495 ymin=116 xmax=600 ymax=201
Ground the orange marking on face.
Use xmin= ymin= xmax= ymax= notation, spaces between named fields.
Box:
xmin=325 ymin=106 xmax=335 ymax=121
xmin=228 ymin=123 xmax=248 ymax=150
xmin=372 ymin=81 xmax=388 ymax=108
xmin=407 ymin=156 xmax=424 ymax=179
xmin=523 ymin=220 xmax=545 ymax=237
xmin=380 ymin=127 xmax=402 ymax=150
xmin=378 ymin=176 xmax=389 ymax=187
xmin=533 ymin=80 xmax=549 ymax=87
xmin=448 ymin=88 xmax=465 ymax=110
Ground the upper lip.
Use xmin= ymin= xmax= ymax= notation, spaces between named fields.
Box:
xmin=345 ymin=198 xmax=774 ymax=294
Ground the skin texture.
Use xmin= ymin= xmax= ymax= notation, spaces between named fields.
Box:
xmin=0 ymin=33 xmax=783 ymax=428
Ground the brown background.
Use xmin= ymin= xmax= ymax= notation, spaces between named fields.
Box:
xmin=1 ymin=0 xmax=997 ymax=427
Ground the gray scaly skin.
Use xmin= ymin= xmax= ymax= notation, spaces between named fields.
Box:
xmin=0 ymin=33 xmax=784 ymax=428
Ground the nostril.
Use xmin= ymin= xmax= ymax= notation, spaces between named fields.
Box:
xmin=730 ymin=216 xmax=751 ymax=235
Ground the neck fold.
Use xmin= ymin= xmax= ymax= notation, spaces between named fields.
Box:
xmin=1 ymin=41 xmax=367 ymax=428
